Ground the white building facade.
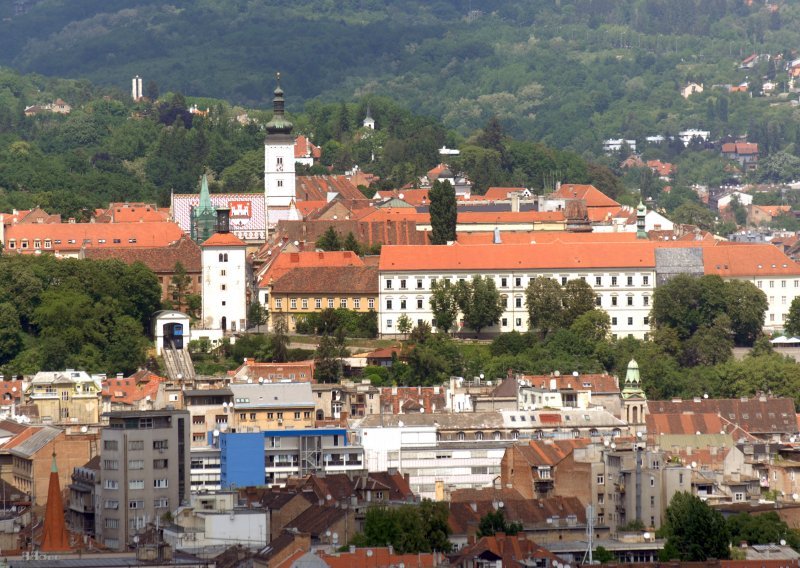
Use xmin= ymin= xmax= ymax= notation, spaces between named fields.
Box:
xmin=201 ymin=232 xmax=248 ymax=333
xmin=378 ymin=242 xmax=657 ymax=340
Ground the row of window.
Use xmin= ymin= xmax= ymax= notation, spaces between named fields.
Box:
xmin=384 ymin=294 xmax=650 ymax=312
xmin=275 ymin=297 xmax=374 ymax=310
xmin=757 ymin=280 xmax=800 ymax=289
xmin=106 ymin=478 xmax=169 ymax=490
xmin=7 ymin=237 xmax=138 ymax=249
xmin=384 ymin=274 xmax=652 ymax=290
xmin=103 ymin=497 xmax=169 ymax=511
xmin=103 ymin=440 xmax=168 ymax=452
xmin=237 ymin=411 xmax=312 ymax=421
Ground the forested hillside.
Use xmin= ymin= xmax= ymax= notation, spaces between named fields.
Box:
xmin=3 ymin=1 xmax=800 ymax=153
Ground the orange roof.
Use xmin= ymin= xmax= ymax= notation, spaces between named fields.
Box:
xmin=704 ymin=243 xmax=800 ymax=277
xmin=4 ymin=221 xmax=185 ymax=252
xmin=101 ymin=371 xmax=165 ymax=405
xmin=483 ymin=187 xmax=527 ymax=199
xmin=95 ymin=203 xmax=169 ymax=223
xmin=457 ymin=231 xmax=641 ymax=245
xmin=551 ymin=184 xmax=620 ymax=208
xmin=295 ymin=200 xmax=327 ymax=217
xmin=379 ymin=242 xmax=661 ymax=272
xmin=457 ymin=211 xmax=564 ymax=224
xmin=258 ymin=250 xmax=364 ymax=288
xmin=375 ymin=188 xmax=431 ymax=205
xmin=202 ymin=232 xmax=246 ymax=247
xmin=294 ymin=135 xmax=321 ymax=160
xmin=646 ymin=159 xmax=675 ymax=177
xmin=521 ymin=373 xmax=620 ymax=393
xmin=516 ymin=439 xmax=589 ymax=466
xmin=317 ymin=548 xmax=437 ymax=568
xmin=753 ymin=205 xmax=790 ymax=217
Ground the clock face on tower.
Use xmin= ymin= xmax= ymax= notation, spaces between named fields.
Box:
xmin=276 ymin=163 xmax=283 ymax=172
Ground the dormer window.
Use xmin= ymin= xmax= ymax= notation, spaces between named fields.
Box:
xmin=33 ymin=239 xmax=41 ymax=249
xmin=20 ymin=240 xmax=28 ymax=249
xmin=7 ymin=240 xmax=15 ymax=249
xmin=44 ymin=239 xmax=51 ymax=249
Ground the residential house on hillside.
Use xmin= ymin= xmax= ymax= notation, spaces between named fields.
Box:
xmin=100 ymin=370 xmax=167 ymax=413
xmin=747 ymin=204 xmax=791 ymax=226
xmin=450 ymin=533 xmax=564 ymax=568
xmin=313 ymin=380 xmax=380 ymax=422
xmin=229 ymin=359 xmax=315 ymax=384
xmin=722 ymin=142 xmax=759 ymax=171
xmin=25 ymin=370 xmax=102 ymax=424
xmin=294 ymin=135 xmax=321 ymax=167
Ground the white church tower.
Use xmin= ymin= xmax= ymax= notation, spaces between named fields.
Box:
xmin=201 ymin=209 xmax=248 ymax=333
xmin=264 ymin=73 xmax=296 ymax=211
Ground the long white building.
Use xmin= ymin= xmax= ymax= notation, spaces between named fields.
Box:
xmin=378 ymin=240 xmax=800 ymax=338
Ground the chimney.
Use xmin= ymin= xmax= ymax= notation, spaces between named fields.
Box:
xmin=510 ymin=193 xmax=520 ymax=213
xmin=493 ymin=226 xmax=502 ymax=244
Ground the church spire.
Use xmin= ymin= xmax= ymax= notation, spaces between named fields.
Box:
xmin=198 ymin=173 xmax=213 ymax=212
xmin=622 ymin=359 xmax=645 ymax=399
xmin=265 ymin=72 xmax=293 ymax=136
xmin=41 ymin=452 xmax=70 ymax=552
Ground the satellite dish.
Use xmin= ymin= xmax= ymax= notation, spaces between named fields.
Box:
xmin=333 ymin=215 xmax=338 ymax=220
xmin=643 ymin=532 xmax=651 ymax=540
xmin=259 ymin=378 xmax=265 ymax=384
xmin=696 ymin=431 xmax=701 ymax=435
xmin=145 ymin=395 xmax=151 ymax=401
xmin=703 ymin=393 xmax=709 ymax=399
xmin=325 ymin=530 xmax=331 ymax=537
xmin=781 ymin=539 xmax=787 ymax=546
xmin=610 ymin=443 xmax=616 ymax=449
xmin=636 ymin=431 xmax=643 ymax=438
xmin=498 ymin=501 xmax=504 ymax=508
xmin=213 ymin=429 xmax=220 ymax=437
xmin=419 ymin=408 xmax=424 ymax=413
xmin=572 ymin=371 xmax=579 ymax=377
xmin=267 ymin=250 xmax=272 ymax=255
xmin=398 ymin=193 xmax=405 ymax=200
xmin=133 ymin=536 xmax=139 ymax=544
xmin=332 ymin=532 xmax=339 ymax=544
xmin=11 ymin=387 xmax=16 ymax=393
xmin=691 ymin=461 xmax=697 ymax=469
xmin=398 ymin=420 xmax=404 ymax=427
xmin=603 ymin=440 xmax=610 ymax=447
xmin=366 ymin=550 xmax=373 ymax=558
xmin=247 ymin=378 xmax=253 ymax=383
xmin=326 ymin=494 xmax=332 ymax=501
xmin=794 ymin=494 xmax=799 ymax=501
xmin=293 ymin=240 xmax=299 ymax=246
xmin=80 ymin=426 xmax=88 ymax=433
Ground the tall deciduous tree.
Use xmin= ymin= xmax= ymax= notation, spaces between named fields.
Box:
xmin=170 ymin=261 xmax=191 ymax=310
xmin=525 ymin=276 xmax=564 ymax=339
xmin=429 ymin=179 xmax=457 ymax=245
xmin=430 ymin=279 xmax=460 ymax=334
xmin=562 ymin=279 xmax=597 ymax=327
xmin=458 ymin=275 xmax=504 ymax=335
xmin=659 ymin=492 xmax=730 ymax=561
xmin=785 ymin=297 xmax=800 ymax=337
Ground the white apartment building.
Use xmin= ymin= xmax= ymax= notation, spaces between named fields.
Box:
xmin=378 ymin=241 xmax=800 ymax=338
xmin=379 ymin=242 xmax=657 ymax=339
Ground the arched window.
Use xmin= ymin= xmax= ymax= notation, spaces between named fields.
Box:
xmin=534 ymin=430 xmax=544 ymax=440
xmin=612 ymin=428 xmax=621 ymax=438
xmin=218 ymin=253 xmax=223 ymax=262
xmin=457 ymin=431 xmax=465 ymax=441
xmin=589 ymin=428 xmax=600 ymax=437
xmin=511 ymin=430 xmax=520 ymax=440
xmin=572 ymin=429 xmax=581 ymax=439
xmin=492 ymin=431 xmax=502 ymax=441
xmin=475 ymin=431 xmax=484 ymax=441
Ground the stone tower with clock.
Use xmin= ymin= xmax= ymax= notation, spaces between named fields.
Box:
xmin=264 ymin=73 xmax=296 ymax=213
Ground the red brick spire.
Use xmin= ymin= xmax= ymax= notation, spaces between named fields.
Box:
xmin=40 ymin=452 xmax=70 ymax=552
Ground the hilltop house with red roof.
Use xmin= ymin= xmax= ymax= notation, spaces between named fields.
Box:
xmin=722 ymin=142 xmax=759 ymax=171
xmin=747 ymin=204 xmax=791 ymax=226
xmin=294 ymin=135 xmax=321 ymax=167
xmin=101 ymin=370 xmax=167 ymax=412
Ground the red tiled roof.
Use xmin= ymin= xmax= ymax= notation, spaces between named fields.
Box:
xmin=4 ymin=221 xmax=185 ymax=253
xmin=258 ymin=250 xmax=364 ymax=288
xmin=483 ymin=187 xmax=528 ymax=199
xmin=520 ymin=373 xmax=620 ymax=393
xmin=648 ymin=397 xmax=797 ymax=435
xmin=379 ymin=242 xmax=660 ymax=271
xmin=230 ymin=359 xmax=315 ymax=382
xmin=270 ymin=265 xmax=377 ymax=295
xmin=82 ymin=234 xmax=201 ymax=273
xmin=93 ymin=203 xmax=169 ymax=223
xmin=551 ymin=184 xmax=620 ymax=208
xmin=295 ymin=200 xmax=327 ymax=217
xmin=101 ymin=371 xmax=165 ymax=405
xmin=456 ymin=231 xmax=640 ymax=245
xmin=294 ymin=135 xmax=321 ymax=160
xmin=374 ymin=189 xmax=431 ymax=206
xmin=202 ymin=232 xmax=246 ymax=247
xmin=457 ymin=211 xmax=565 ymax=224
xmin=704 ymin=243 xmax=800 ymax=277
xmin=514 ymin=439 xmax=589 ymax=466
xmin=296 ymin=176 xmax=366 ymax=202
xmin=646 ymin=160 xmax=675 ymax=177
xmin=317 ymin=548 xmax=437 ymax=568
xmin=752 ymin=205 xmax=791 ymax=217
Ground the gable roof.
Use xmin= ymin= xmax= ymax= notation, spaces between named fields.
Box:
xmin=82 ymin=233 xmax=201 ymax=272
xmin=296 ymin=176 xmax=366 ymax=202
xmin=483 ymin=187 xmax=528 ymax=199
xmin=647 ymin=397 xmax=797 ymax=435
xmin=514 ymin=439 xmax=589 ymax=467
xmin=93 ymin=203 xmax=169 ymax=223
xmin=258 ymin=250 xmax=364 ymax=288
xmin=704 ymin=243 xmax=800 ymax=277
xmin=270 ymin=265 xmax=377 ymax=295
xmin=520 ymin=373 xmax=620 ymax=394
xmin=551 ymin=184 xmax=620 ymax=208
xmin=295 ymin=135 xmax=321 ymax=160
xmin=101 ymin=370 xmax=165 ymax=406
xmin=4 ymin=221 xmax=185 ymax=253
xmin=283 ymin=504 xmax=347 ymax=537
xmin=202 ymin=232 xmax=246 ymax=247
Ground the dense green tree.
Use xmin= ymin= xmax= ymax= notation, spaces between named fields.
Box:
xmin=525 ymin=277 xmax=564 ymax=339
xmin=785 ymin=297 xmax=800 ymax=337
xmin=562 ymin=279 xmax=597 ymax=327
xmin=659 ymin=492 xmax=730 ymax=561
xmin=314 ymin=332 xmax=346 ymax=383
xmin=270 ymin=314 xmax=290 ymax=363
xmin=316 ymin=226 xmax=342 ymax=251
xmin=430 ymin=279 xmax=460 ymax=334
xmin=170 ymin=261 xmax=191 ymax=311
xmin=476 ymin=509 xmax=523 ymax=538
xmin=726 ymin=511 xmax=800 ymax=550
xmin=429 ymin=179 xmax=457 ymax=245
xmin=342 ymin=232 xmax=361 ymax=255
xmin=0 ymin=303 xmax=23 ymax=365
xmin=396 ymin=314 xmax=413 ymax=336
xmin=458 ymin=275 xmax=504 ymax=335
xmin=351 ymin=501 xmax=451 ymax=553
